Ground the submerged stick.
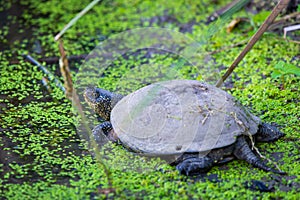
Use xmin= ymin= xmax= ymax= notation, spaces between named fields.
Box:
xmin=10 ymin=54 xmax=87 ymax=65
xmin=23 ymin=54 xmax=65 ymax=92
xmin=215 ymin=0 xmax=291 ymax=87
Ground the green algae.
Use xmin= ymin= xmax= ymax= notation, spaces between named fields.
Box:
xmin=1 ymin=0 xmax=300 ymax=199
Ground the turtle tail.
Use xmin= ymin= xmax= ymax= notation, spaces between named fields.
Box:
xmin=255 ymin=123 xmax=284 ymax=142
xmin=234 ymin=136 xmax=286 ymax=175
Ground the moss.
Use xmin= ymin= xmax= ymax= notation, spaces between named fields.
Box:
xmin=1 ymin=0 xmax=299 ymax=199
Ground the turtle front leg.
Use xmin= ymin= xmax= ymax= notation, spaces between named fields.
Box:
xmin=233 ymin=136 xmax=285 ymax=174
xmin=255 ymin=123 xmax=284 ymax=142
xmin=92 ymin=122 xmax=119 ymax=144
xmin=176 ymin=156 xmax=213 ymax=176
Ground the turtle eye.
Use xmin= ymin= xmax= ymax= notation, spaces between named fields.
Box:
xmin=93 ymin=90 xmax=100 ymax=99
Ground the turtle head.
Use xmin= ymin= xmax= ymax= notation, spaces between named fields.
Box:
xmin=84 ymin=87 xmax=123 ymax=121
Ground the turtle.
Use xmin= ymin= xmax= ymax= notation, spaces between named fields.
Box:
xmin=84 ymin=80 xmax=285 ymax=176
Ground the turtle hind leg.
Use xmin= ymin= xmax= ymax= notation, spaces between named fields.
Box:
xmin=234 ymin=136 xmax=286 ymax=174
xmin=92 ymin=121 xmax=119 ymax=144
xmin=176 ymin=156 xmax=213 ymax=176
xmin=255 ymin=123 xmax=284 ymax=142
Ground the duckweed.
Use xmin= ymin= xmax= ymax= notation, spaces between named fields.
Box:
xmin=1 ymin=0 xmax=299 ymax=199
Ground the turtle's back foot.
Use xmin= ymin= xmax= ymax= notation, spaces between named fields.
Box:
xmin=255 ymin=123 xmax=284 ymax=142
xmin=234 ymin=136 xmax=286 ymax=174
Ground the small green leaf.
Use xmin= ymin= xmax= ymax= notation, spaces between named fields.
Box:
xmin=274 ymin=60 xmax=285 ymax=70
xmin=273 ymin=61 xmax=300 ymax=77
xmin=285 ymin=63 xmax=300 ymax=76
xmin=271 ymin=69 xmax=282 ymax=79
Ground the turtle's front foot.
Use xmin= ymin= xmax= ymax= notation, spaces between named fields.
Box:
xmin=92 ymin=122 xmax=119 ymax=144
xmin=176 ymin=157 xmax=213 ymax=176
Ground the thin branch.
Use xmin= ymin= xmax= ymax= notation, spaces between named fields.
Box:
xmin=58 ymin=39 xmax=74 ymax=99
xmin=215 ymin=0 xmax=291 ymax=87
xmin=54 ymin=0 xmax=102 ymax=41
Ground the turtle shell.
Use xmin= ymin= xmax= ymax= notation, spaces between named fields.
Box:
xmin=111 ymin=80 xmax=261 ymax=156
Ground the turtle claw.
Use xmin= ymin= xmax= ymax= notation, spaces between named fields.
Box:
xmin=176 ymin=157 xmax=213 ymax=176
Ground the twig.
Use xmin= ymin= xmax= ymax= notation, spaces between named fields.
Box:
xmin=58 ymin=39 xmax=73 ymax=99
xmin=215 ymin=0 xmax=291 ymax=87
xmin=54 ymin=0 xmax=113 ymax=189
xmin=54 ymin=0 xmax=102 ymax=41
xmin=56 ymin=41 xmax=114 ymax=189
xmin=283 ymin=24 xmax=300 ymax=38
xmin=201 ymin=112 xmax=211 ymax=125
xmin=268 ymin=11 xmax=300 ymax=30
